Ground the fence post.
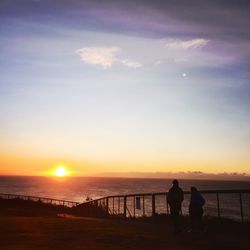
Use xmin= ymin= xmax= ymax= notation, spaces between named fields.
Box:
xmin=123 ymin=196 xmax=127 ymax=218
xmin=118 ymin=197 xmax=120 ymax=214
xmin=143 ymin=195 xmax=145 ymax=217
xmin=239 ymin=192 xmax=244 ymax=223
xmin=166 ymin=193 xmax=169 ymax=215
xmin=216 ymin=192 xmax=220 ymax=217
xmin=94 ymin=200 xmax=97 ymax=216
xmin=142 ymin=195 xmax=145 ymax=217
xmin=133 ymin=196 xmax=136 ymax=217
xmin=106 ymin=197 xmax=109 ymax=216
xmin=152 ymin=194 xmax=156 ymax=216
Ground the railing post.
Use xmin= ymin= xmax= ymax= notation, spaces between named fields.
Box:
xmin=166 ymin=193 xmax=169 ymax=215
xmin=216 ymin=192 xmax=220 ymax=217
xmin=118 ymin=197 xmax=120 ymax=214
xmin=123 ymin=196 xmax=127 ymax=218
xmin=133 ymin=196 xmax=136 ymax=217
xmin=239 ymin=192 xmax=244 ymax=223
xmin=112 ymin=197 xmax=115 ymax=215
xmin=106 ymin=197 xmax=109 ymax=216
xmin=152 ymin=194 xmax=156 ymax=216
xmin=142 ymin=195 xmax=145 ymax=217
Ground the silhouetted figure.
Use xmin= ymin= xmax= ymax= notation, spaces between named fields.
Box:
xmin=167 ymin=179 xmax=184 ymax=233
xmin=189 ymin=186 xmax=205 ymax=232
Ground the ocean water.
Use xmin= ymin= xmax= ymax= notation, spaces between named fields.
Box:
xmin=0 ymin=176 xmax=250 ymax=220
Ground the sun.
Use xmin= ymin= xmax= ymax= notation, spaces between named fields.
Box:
xmin=53 ymin=166 xmax=69 ymax=177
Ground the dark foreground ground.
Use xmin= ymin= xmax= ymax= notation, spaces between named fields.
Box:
xmin=0 ymin=215 xmax=249 ymax=250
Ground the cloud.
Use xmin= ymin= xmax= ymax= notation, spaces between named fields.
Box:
xmin=121 ymin=59 xmax=143 ymax=68
xmin=165 ymin=38 xmax=210 ymax=50
xmin=75 ymin=47 xmax=119 ymax=68
xmin=96 ymin=171 xmax=250 ymax=181
xmin=76 ymin=47 xmax=143 ymax=69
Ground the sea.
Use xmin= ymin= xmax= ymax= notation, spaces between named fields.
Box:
xmin=1 ymin=176 xmax=250 ymax=221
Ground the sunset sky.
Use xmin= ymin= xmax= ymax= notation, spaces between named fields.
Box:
xmin=0 ymin=0 xmax=249 ymax=176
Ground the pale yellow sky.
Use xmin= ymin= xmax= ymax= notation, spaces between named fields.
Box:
xmin=1 ymin=148 xmax=249 ymax=177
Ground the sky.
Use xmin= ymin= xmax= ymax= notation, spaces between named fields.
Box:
xmin=0 ymin=0 xmax=250 ymax=177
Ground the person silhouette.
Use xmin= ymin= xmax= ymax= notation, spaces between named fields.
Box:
xmin=189 ymin=186 xmax=205 ymax=232
xmin=167 ymin=179 xmax=184 ymax=233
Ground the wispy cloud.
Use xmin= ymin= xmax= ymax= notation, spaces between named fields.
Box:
xmin=121 ymin=59 xmax=143 ymax=68
xmin=75 ymin=47 xmax=119 ymax=69
xmin=75 ymin=47 xmax=142 ymax=69
xmin=165 ymin=38 xmax=210 ymax=50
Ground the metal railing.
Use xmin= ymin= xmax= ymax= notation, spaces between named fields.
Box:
xmin=82 ymin=189 xmax=250 ymax=222
xmin=0 ymin=193 xmax=79 ymax=207
xmin=1 ymin=190 xmax=249 ymax=222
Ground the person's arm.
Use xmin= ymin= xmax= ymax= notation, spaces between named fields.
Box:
xmin=167 ymin=189 xmax=172 ymax=204
xmin=181 ymin=189 xmax=184 ymax=202
xmin=201 ymin=195 xmax=205 ymax=206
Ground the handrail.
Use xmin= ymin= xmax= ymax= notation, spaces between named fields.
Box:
xmin=1 ymin=190 xmax=250 ymax=221
xmin=81 ymin=189 xmax=250 ymax=204
xmin=0 ymin=193 xmax=80 ymax=207
xmin=80 ymin=189 xmax=250 ymax=222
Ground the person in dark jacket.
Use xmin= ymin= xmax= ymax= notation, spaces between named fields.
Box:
xmin=167 ymin=179 xmax=184 ymax=233
xmin=189 ymin=186 xmax=205 ymax=231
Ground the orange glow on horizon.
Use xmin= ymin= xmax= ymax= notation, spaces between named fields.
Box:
xmin=0 ymin=152 xmax=250 ymax=177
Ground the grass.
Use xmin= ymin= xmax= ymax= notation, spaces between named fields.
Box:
xmin=1 ymin=198 xmax=249 ymax=249
xmin=0 ymin=215 xmax=249 ymax=250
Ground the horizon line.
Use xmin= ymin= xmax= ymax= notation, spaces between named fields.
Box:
xmin=1 ymin=171 xmax=250 ymax=181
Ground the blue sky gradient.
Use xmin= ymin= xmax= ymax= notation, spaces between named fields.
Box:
xmin=0 ymin=0 xmax=249 ymax=175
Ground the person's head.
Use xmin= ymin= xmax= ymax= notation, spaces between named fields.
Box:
xmin=191 ymin=186 xmax=197 ymax=193
xmin=172 ymin=179 xmax=179 ymax=186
